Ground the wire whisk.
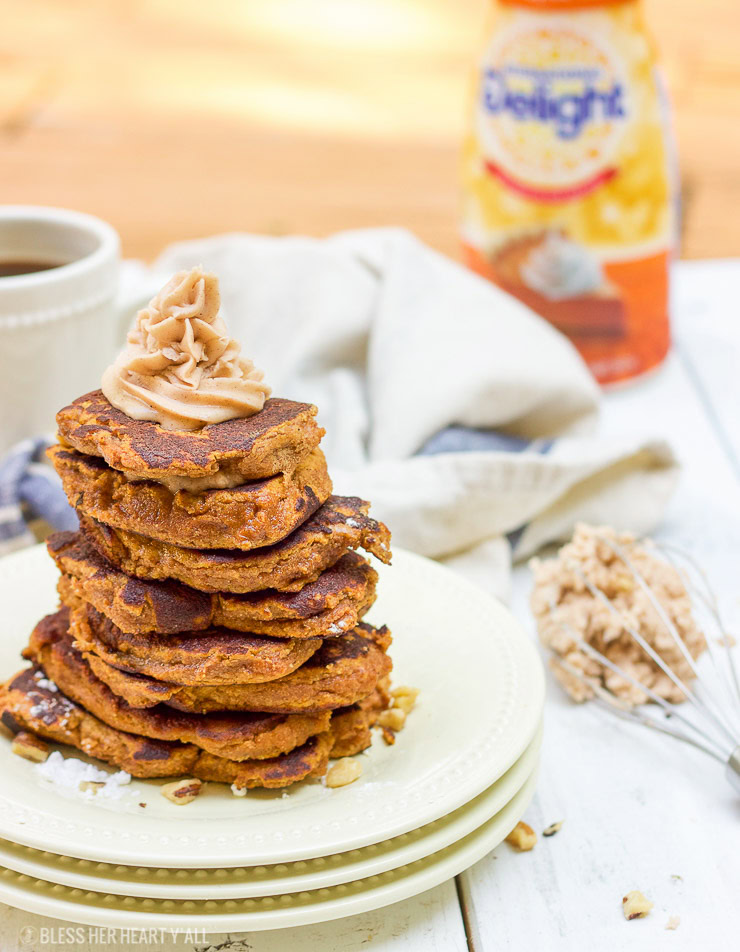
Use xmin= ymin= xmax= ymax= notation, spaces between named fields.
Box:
xmin=531 ymin=526 xmax=740 ymax=794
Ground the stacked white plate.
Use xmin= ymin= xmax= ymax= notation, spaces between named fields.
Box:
xmin=0 ymin=544 xmax=544 ymax=930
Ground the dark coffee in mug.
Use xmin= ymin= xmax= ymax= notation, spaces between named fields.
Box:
xmin=0 ymin=260 xmax=65 ymax=277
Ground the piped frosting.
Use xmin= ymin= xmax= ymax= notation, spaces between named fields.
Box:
xmin=102 ymin=267 xmax=270 ymax=430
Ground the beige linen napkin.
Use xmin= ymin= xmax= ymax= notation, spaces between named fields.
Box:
xmin=143 ymin=227 xmax=678 ymax=601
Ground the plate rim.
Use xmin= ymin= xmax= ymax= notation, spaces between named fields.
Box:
xmin=0 ymin=723 xmax=542 ymax=898
xmin=0 ymin=769 xmax=538 ymax=931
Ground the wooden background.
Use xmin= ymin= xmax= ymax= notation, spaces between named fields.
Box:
xmin=1 ymin=0 xmax=739 ymax=262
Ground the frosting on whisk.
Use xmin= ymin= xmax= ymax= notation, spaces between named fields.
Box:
xmin=102 ymin=267 xmax=270 ymax=430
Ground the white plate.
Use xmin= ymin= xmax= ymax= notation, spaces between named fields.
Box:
xmin=0 ymin=723 xmax=541 ymax=899
xmin=0 ymin=766 xmax=538 ymax=931
xmin=0 ymin=544 xmax=544 ymax=867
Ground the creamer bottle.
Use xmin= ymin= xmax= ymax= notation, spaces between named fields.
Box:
xmin=461 ymin=0 xmax=676 ymax=384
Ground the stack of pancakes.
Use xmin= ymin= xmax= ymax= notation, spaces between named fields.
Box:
xmin=0 ymin=391 xmax=393 ymax=791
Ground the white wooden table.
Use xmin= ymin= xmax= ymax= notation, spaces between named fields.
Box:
xmin=2 ymin=260 xmax=739 ymax=951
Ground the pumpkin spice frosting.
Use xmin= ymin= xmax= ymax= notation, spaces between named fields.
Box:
xmin=102 ymin=266 xmax=270 ymax=431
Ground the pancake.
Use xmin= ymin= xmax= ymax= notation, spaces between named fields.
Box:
xmin=78 ymin=495 xmax=391 ymax=594
xmin=66 ymin=602 xmax=321 ymax=686
xmin=0 ymin=667 xmax=333 ymax=787
xmin=330 ymin=679 xmax=390 ymax=758
xmin=196 ymin=733 xmax=332 ymax=790
xmin=49 ymin=444 xmax=332 ymax=550
xmin=1 ymin=666 xmax=195 ymax=779
xmin=84 ymin=623 xmax=393 ymax=714
xmin=50 ymin=532 xmax=377 ymax=638
xmin=56 ymin=390 xmax=324 ymax=486
xmin=24 ymin=611 xmax=331 ymax=761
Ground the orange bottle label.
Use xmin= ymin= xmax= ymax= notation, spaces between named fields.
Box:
xmin=461 ymin=0 xmax=675 ymax=384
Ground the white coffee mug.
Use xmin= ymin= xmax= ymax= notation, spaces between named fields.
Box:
xmin=0 ymin=206 xmax=121 ymax=454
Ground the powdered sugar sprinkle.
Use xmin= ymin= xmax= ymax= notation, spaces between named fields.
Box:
xmin=35 ymin=751 xmax=132 ymax=800
xmin=32 ymin=671 xmax=58 ymax=692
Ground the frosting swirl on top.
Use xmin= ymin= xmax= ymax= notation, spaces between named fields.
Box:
xmin=102 ymin=267 xmax=270 ymax=430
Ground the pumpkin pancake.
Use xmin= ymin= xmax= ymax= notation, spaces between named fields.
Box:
xmin=0 ymin=666 xmax=196 ymax=779
xmin=78 ymin=495 xmax=391 ymax=594
xmin=196 ymin=733 xmax=333 ymax=790
xmin=24 ymin=610 xmax=331 ymax=761
xmin=50 ymin=532 xmax=377 ymax=639
xmin=330 ymin=678 xmax=391 ymax=758
xmin=66 ymin=602 xmax=320 ymax=686
xmin=84 ymin=623 xmax=393 ymax=714
xmin=56 ymin=390 xmax=324 ymax=487
xmin=0 ymin=667 xmax=333 ymax=787
xmin=49 ymin=444 xmax=332 ymax=550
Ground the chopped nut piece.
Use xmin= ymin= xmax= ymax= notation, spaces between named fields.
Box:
xmin=11 ymin=731 xmax=49 ymax=763
xmin=613 ymin=574 xmax=634 ymax=593
xmin=160 ymin=778 xmax=202 ymax=804
xmin=381 ymin=726 xmax=396 ymax=745
xmin=622 ymin=890 xmax=653 ymax=920
xmin=391 ymin=686 xmax=419 ymax=700
xmin=543 ymin=821 xmax=563 ymax=837
xmin=138 ymin=802 xmax=147 ymax=808
xmin=78 ymin=780 xmax=104 ymax=794
xmin=391 ymin=686 xmax=419 ymax=714
xmin=505 ymin=821 xmax=537 ymax=851
xmin=378 ymin=708 xmax=406 ymax=731
xmin=326 ymin=757 xmax=362 ymax=788
xmin=665 ymin=915 xmax=680 ymax=931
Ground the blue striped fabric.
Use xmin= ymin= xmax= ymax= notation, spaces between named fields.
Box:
xmin=418 ymin=425 xmax=554 ymax=456
xmin=417 ymin=426 xmax=555 ymax=550
xmin=0 ymin=438 xmax=77 ymax=557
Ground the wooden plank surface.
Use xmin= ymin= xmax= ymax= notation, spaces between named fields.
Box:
xmin=671 ymin=261 xmax=740 ymax=478
xmin=1 ymin=0 xmax=739 ymax=261
xmin=457 ymin=260 xmax=740 ymax=951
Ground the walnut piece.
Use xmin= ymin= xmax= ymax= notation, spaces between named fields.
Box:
xmin=326 ymin=757 xmax=362 ymax=788
xmin=505 ymin=821 xmax=537 ymax=851
xmin=160 ymin=778 xmax=202 ymax=804
xmin=78 ymin=780 xmax=105 ymax=794
xmin=391 ymin=686 xmax=419 ymax=714
xmin=543 ymin=820 xmax=563 ymax=837
xmin=378 ymin=708 xmax=406 ymax=731
xmin=380 ymin=726 xmax=396 ymax=745
xmin=11 ymin=731 xmax=49 ymax=763
xmin=622 ymin=890 xmax=653 ymax=920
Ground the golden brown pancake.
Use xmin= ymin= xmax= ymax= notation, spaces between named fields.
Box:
xmin=79 ymin=495 xmax=391 ymax=594
xmin=49 ymin=444 xmax=332 ymax=550
xmin=66 ymin=602 xmax=321 ymax=686
xmin=84 ymin=623 xmax=393 ymax=714
xmin=196 ymin=733 xmax=333 ymax=790
xmin=0 ymin=667 xmax=333 ymax=787
xmin=50 ymin=532 xmax=377 ymax=639
xmin=330 ymin=679 xmax=390 ymax=758
xmin=56 ymin=390 xmax=324 ymax=483
xmin=24 ymin=611 xmax=331 ymax=761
